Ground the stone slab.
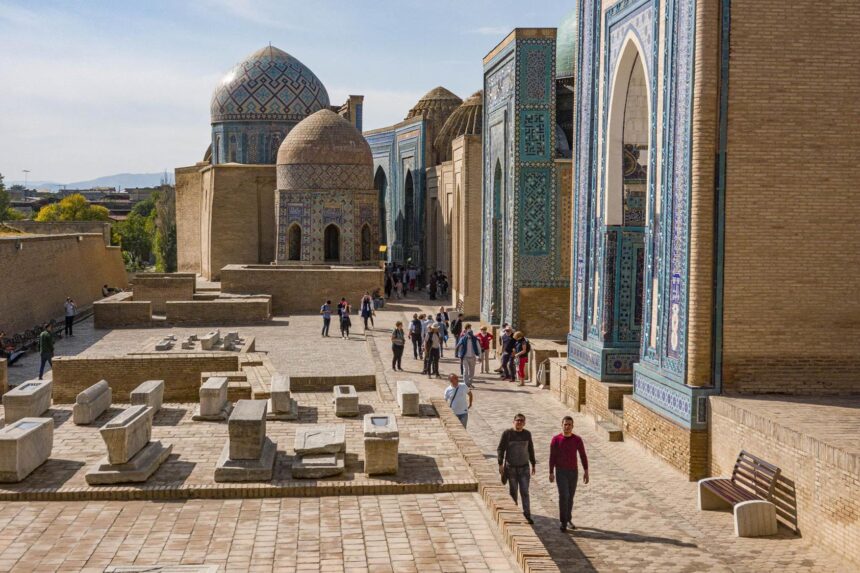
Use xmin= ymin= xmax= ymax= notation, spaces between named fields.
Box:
xmin=363 ymin=413 xmax=399 ymax=439
xmin=294 ymin=425 xmax=346 ymax=456
xmin=333 ymin=384 xmax=359 ymax=417
xmin=595 ymin=420 xmax=624 ymax=442
xmin=291 ymin=452 xmax=345 ymax=479
xmin=396 ymin=380 xmax=419 ymax=416
xmin=0 ymin=417 xmax=53 ymax=483
xmin=130 ymin=380 xmax=164 ymax=413
xmin=2 ymin=380 xmax=52 ymax=424
xmin=100 ymin=405 xmax=153 ymax=464
xmin=199 ymin=330 xmax=220 ymax=350
xmin=192 ymin=402 xmax=233 ymax=422
xmin=85 ymin=440 xmax=172 ymax=485
xmin=198 ymin=376 xmax=229 ymax=418
xmin=266 ymin=397 xmax=298 ymax=421
xmin=270 ymin=373 xmax=292 ymax=412
xmin=228 ymin=399 xmax=267 ymax=460
xmin=214 ymin=437 xmax=276 ymax=482
xmin=364 ymin=437 xmax=399 ymax=476
xmin=73 ymin=380 xmax=112 ymax=425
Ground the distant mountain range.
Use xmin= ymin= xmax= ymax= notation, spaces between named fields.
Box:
xmin=8 ymin=172 xmax=175 ymax=192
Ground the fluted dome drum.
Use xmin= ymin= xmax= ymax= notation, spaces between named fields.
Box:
xmin=434 ymin=90 xmax=483 ymax=162
xmin=210 ymin=46 xmax=330 ymax=165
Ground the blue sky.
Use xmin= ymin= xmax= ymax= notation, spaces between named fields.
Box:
xmin=0 ymin=1 xmax=573 ymax=183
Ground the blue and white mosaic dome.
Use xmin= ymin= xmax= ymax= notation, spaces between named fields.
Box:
xmin=556 ymin=8 xmax=578 ymax=79
xmin=210 ymin=45 xmax=330 ymax=123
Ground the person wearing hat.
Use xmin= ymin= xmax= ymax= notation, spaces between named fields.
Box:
xmin=425 ymin=323 xmax=443 ymax=378
xmin=513 ymin=331 xmax=531 ymax=386
xmin=500 ymin=326 xmax=516 ymax=381
xmin=476 ymin=326 xmax=494 ymax=373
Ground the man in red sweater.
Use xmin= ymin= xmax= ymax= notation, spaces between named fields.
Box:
xmin=549 ymin=415 xmax=589 ymax=531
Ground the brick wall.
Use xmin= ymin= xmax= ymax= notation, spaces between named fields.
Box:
xmin=722 ymin=0 xmax=860 ymax=393
xmin=583 ymin=375 xmax=630 ymax=422
xmin=551 ymin=360 xmax=585 ymax=412
xmin=165 ymin=296 xmax=272 ymax=324
xmin=451 ymin=135 xmax=483 ymax=318
xmin=93 ymin=292 xmax=153 ymax=328
xmin=517 ymin=287 xmax=570 ymax=339
xmin=51 ymin=354 xmax=239 ymax=402
xmin=710 ymin=397 xmax=859 ymax=566
xmin=132 ymin=275 xmax=195 ymax=314
xmin=528 ymin=339 xmax=566 ymax=385
xmin=221 ymin=265 xmax=383 ymax=315
xmin=0 ymin=234 xmax=128 ymax=335
xmin=0 ymin=359 xmax=7 ymax=397
xmin=623 ymin=395 xmax=709 ymax=480
xmin=4 ymin=221 xmax=112 ymax=245
xmin=176 ymin=165 xmax=203 ymax=273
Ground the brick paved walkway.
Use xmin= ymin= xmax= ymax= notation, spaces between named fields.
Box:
xmin=368 ymin=293 xmax=856 ymax=573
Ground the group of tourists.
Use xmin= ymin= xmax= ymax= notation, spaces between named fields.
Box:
xmin=384 ymin=265 xmax=420 ymax=299
xmin=427 ymin=271 xmax=448 ymax=300
xmin=320 ymin=292 xmax=377 ymax=340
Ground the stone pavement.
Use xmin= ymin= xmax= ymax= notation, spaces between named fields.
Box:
xmin=0 ymin=494 xmax=517 ymax=573
xmin=366 ymin=292 xmax=857 ymax=573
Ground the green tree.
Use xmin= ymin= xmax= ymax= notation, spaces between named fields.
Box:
xmin=0 ymin=173 xmax=26 ymax=220
xmin=35 ymin=193 xmax=109 ymax=222
xmin=116 ymin=211 xmax=152 ymax=268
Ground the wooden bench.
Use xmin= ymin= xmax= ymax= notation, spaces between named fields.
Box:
xmin=698 ymin=450 xmax=781 ymax=537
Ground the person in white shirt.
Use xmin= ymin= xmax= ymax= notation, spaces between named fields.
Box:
xmin=63 ymin=297 xmax=77 ymax=337
xmin=444 ymin=374 xmax=473 ymax=427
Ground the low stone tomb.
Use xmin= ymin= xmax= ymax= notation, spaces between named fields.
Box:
xmin=85 ymin=405 xmax=172 ymax=485
xmin=267 ymin=373 xmax=298 ymax=420
xmin=130 ymin=380 xmax=164 ymax=413
xmin=3 ymin=380 xmax=52 ymax=424
xmin=333 ymin=385 xmax=359 ymax=417
xmin=292 ymin=424 xmax=346 ymax=478
xmin=363 ymin=413 xmax=399 ymax=475
xmin=199 ymin=330 xmax=221 ymax=351
xmin=192 ymin=376 xmax=232 ymax=421
xmin=73 ymin=380 xmax=112 ymax=425
xmin=214 ymin=399 xmax=276 ymax=482
xmin=155 ymin=337 xmax=173 ymax=351
xmin=396 ymin=380 xmax=419 ymax=416
xmin=0 ymin=417 xmax=53 ymax=482
xmin=181 ymin=336 xmax=195 ymax=350
xmin=224 ymin=331 xmax=239 ymax=344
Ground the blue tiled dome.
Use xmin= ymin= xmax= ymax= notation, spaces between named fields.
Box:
xmin=556 ymin=8 xmax=578 ymax=79
xmin=210 ymin=45 xmax=330 ymax=123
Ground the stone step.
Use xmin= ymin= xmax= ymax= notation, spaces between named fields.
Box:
xmin=594 ymin=420 xmax=624 ymax=442
xmin=605 ymin=407 xmax=625 ymax=428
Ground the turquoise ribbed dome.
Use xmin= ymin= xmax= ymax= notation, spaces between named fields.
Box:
xmin=556 ymin=8 xmax=578 ymax=79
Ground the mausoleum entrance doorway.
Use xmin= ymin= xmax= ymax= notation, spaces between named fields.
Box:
xmin=375 ymin=167 xmax=387 ymax=250
xmin=404 ymin=170 xmax=415 ymax=262
xmin=288 ymin=224 xmax=302 ymax=261
xmin=324 ymin=224 xmax=341 ymax=262
xmin=602 ymin=37 xmax=651 ymax=368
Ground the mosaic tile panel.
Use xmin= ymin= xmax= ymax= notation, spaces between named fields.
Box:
xmin=518 ymin=44 xmax=552 ymax=104
xmin=519 ymin=167 xmax=551 ymax=256
xmin=519 ymin=110 xmax=551 ymax=161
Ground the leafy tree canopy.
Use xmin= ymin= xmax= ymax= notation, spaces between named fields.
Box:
xmin=35 ymin=193 xmax=110 ymax=222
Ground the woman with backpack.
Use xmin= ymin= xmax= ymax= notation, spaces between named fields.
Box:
xmin=513 ymin=331 xmax=531 ymax=386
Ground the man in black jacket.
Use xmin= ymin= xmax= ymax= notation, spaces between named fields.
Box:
xmin=497 ymin=413 xmax=536 ymax=524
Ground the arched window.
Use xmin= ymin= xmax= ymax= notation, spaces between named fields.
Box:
xmin=271 ymin=134 xmax=281 ymax=163
xmin=374 ymin=167 xmax=387 ymax=249
xmin=228 ymin=135 xmax=237 ymax=163
xmin=324 ymin=224 xmax=340 ymax=262
xmin=404 ymin=170 xmax=414 ymax=252
xmin=288 ymin=224 xmax=301 ymax=261
xmin=361 ymin=223 xmax=372 ymax=261
xmin=215 ymin=135 xmax=221 ymax=163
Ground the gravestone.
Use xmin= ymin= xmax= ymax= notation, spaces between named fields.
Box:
xmin=333 ymin=385 xmax=359 ymax=417
xmin=199 ymin=330 xmax=221 ymax=350
xmin=85 ymin=405 xmax=172 ymax=485
xmin=292 ymin=424 xmax=346 ymax=478
xmin=155 ymin=338 xmax=173 ymax=351
xmin=396 ymin=380 xmax=419 ymax=416
xmin=214 ymin=399 xmax=276 ymax=482
xmin=3 ymin=380 xmax=52 ymax=423
xmin=0 ymin=417 xmax=53 ymax=482
xmin=73 ymin=380 xmax=112 ymax=425
xmin=363 ymin=413 xmax=399 ymax=475
xmin=192 ymin=376 xmax=232 ymax=421
xmin=130 ymin=380 xmax=164 ymax=413
xmin=267 ymin=374 xmax=298 ymax=420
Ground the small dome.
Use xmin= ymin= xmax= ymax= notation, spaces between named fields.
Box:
xmin=434 ymin=91 xmax=483 ymax=162
xmin=405 ymin=86 xmax=462 ymax=131
xmin=556 ymin=9 xmax=578 ymax=79
xmin=277 ymin=109 xmax=372 ymax=167
xmin=211 ymin=46 xmax=330 ymax=123
xmin=203 ymin=144 xmax=212 ymax=162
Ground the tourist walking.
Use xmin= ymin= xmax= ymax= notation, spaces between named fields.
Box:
xmin=513 ymin=331 xmax=531 ymax=386
xmin=360 ymin=292 xmax=374 ymax=330
xmin=340 ymin=303 xmax=352 ymax=339
xmin=435 ymin=316 xmax=448 ymax=358
xmin=444 ymin=374 xmax=472 ymax=427
xmin=420 ymin=313 xmax=434 ymax=373
xmin=455 ymin=323 xmax=481 ymax=388
xmin=64 ymin=297 xmax=77 ymax=337
xmin=409 ymin=313 xmax=423 ymax=360
xmin=38 ymin=323 xmax=54 ymax=380
xmin=384 ymin=274 xmax=393 ymax=299
xmin=500 ymin=326 xmax=516 ymax=381
xmin=476 ymin=326 xmax=494 ymax=373
xmin=450 ymin=313 xmax=464 ymax=341
xmin=337 ymin=297 xmax=347 ymax=318
xmin=320 ymin=300 xmax=332 ymax=337
xmin=391 ymin=321 xmax=406 ymax=371
xmin=425 ymin=323 xmax=443 ymax=378
xmin=549 ymin=416 xmax=589 ymax=531
xmin=497 ymin=413 xmax=536 ymax=524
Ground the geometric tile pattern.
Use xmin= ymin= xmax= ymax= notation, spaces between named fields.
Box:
xmin=520 ymin=168 xmax=551 ymax=255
